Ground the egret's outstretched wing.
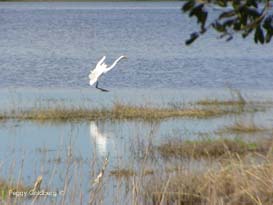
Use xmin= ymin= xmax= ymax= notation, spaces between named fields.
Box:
xmin=97 ymin=56 xmax=106 ymax=66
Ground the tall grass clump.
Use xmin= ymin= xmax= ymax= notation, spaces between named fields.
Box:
xmin=156 ymin=138 xmax=271 ymax=159
xmin=0 ymin=178 xmax=30 ymax=200
xmin=218 ymin=121 xmax=268 ymax=134
xmin=144 ymin=156 xmax=273 ymax=205
xmin=196 ymin=89 xmax=246 ymax=106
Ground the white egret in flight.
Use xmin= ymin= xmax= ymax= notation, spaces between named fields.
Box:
xmin=89 ymin=56 xmax=127 ymax=92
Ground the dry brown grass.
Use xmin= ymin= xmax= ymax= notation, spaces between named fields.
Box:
xmin=194 ymin=98 xmax=265 ymax=119
xmin=156 ymin=138 xmax=270 ymax=159
xmin=110 ymin=168 xmax=154 ymax=179
xmin=0 ymin=102 xmax=244 ymax=122
xmin=110 ymin=169 xmax=136 ymax=178
xmin=218 ymin=121 xmax=268 ymax=134
xmin=144 ymin=156 xmax=273 ymax=205
xmin=111 ymin=103 xmax=237 ymax=120
xmin=196 ymin=99 xmax=246 ymax=106
xmin=196 ymin=89 xmax=246 ymax=107
xmin=0 ymin=179 xmax=30 ymax=200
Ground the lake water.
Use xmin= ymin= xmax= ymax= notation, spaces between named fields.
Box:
xmin=0 ymin=2 xmax=273 ymax=205
xmin=1 ymin=1 xmax=273 ymax=89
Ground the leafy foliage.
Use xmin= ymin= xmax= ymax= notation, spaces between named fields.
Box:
xmin=182 ymin=0 xmax=273 ymax=45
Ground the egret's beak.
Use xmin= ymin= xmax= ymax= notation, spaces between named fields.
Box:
xmin=123 ymin=56 xmax=128 ymax=60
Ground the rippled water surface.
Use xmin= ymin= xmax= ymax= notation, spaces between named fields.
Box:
xmin=0 ymin=1 xmax=273 ymax=89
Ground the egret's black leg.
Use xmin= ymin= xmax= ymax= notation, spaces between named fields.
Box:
xmin=95 ymin=81 xmax=109 ymax=92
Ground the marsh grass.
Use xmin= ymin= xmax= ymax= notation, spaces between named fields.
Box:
xmin=195 ymin=89 xmax=246 ymax=107
xmin=1 ymin=128 xmax=273 ymax=205
xmin=193 ymin=89 xmax=272 ymax=116
xmin=196 ymin=99 xmax=246 ymax=106
xmin=0 ymin=179 xmax=30 ymax=200
xmin=1 ymin=90 xmax=273 ymax=204
xmin=110 ymin=169 xmax=136 ymax=178
xmin=110 ymin=168 xmax=155 ymax=179
xmin=196 ymin=88 xmax=246 ymax=106
xmin=0 ymin=102 xmax=248 ymax=122
xmin=156 ymin=138 xmax=270 ymax=159
xmin=144 ymin=156 xmax=273 ymax=205
xmin=218 ymin=121 xmax=268 ymax=134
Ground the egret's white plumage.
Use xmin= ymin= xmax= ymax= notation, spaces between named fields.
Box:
xmin=89 ymin=56 xmax=107 ymax=86
xmin=88 ymin=55 xmax=127 ymax=92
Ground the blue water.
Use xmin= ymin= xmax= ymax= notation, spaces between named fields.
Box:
xmin=0 ymin=2 xmax=273 ymax=89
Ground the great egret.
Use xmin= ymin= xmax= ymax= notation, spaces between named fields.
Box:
xmin=89 ymin=56 xmax=127 ymax=92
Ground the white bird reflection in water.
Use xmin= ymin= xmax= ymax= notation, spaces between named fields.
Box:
xmin=90 ymin=121 xmax=111 ymax=156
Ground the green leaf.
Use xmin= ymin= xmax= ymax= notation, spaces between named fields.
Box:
xmin=182 ymin=1 xmax=195 ymax=12
xmin=223 ymin=19 xmax=235 ymax=27
xmin=246 ymin=0 xmax=258 ymax=8
xmin=246 ymin=8 xmax=260 ymax=19
xmin=189 ymin=4 xmax=204 ymax=17
xmin=239 ymin=12 xmax=248 ymax=26
xmin=242 ymin=28 xmax=253 ymax=38
xmin=217 ymin=0 xmax=227 ymax=7
xmin=265 ymin=31 xmax=272 ymax=43
xmin=212 ymin=22 xmax=226 ymax=32
xmin=200 ymin=27 xmax=207 ymax=34
xmin=263 ymin=15 xmax=273 ymax=32
xmin=232 ymin=0 xmax=241 ymax=10
xmin=219 ymin=11 xmax=236 ymax=19
xmin=254 ymin=26 xmax=264 ymax=44
xmin=226 ymin=35 xmax=233 ymax=41
xmin=233 ymin=21 xmax=241 ymax=31
xmin=185 ymin=33 xmax=199 ymax=45
xmin=198 ymin=10 xmax=208 ymax=28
